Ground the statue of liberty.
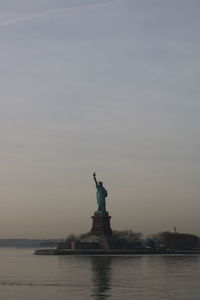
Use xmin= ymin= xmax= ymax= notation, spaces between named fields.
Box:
xmin=93 ymin=172 xmax=108 ymax=213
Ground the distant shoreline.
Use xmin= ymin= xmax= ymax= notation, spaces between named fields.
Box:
xmin=34 ymin=248 xmax=200 ymax=255
xmin=0 ymin=239 xmax=65 ymax=248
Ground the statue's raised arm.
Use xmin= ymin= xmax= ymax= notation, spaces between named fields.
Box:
xmin=93 ymin=172 xmax=98 ymax=186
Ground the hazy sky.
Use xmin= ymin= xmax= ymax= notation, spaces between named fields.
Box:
xmin=0 ymin=0 xmax=199 ymax=238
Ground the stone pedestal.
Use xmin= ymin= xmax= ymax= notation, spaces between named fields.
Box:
xmin=91 ymin=212 xmax=113 ymax=236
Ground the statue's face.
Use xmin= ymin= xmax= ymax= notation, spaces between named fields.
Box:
xmin=99 ymin=181 xmax=103 ymax=186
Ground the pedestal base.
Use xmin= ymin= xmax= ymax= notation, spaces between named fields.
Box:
xmin=91 ymin=212 xmax=113 ymax=236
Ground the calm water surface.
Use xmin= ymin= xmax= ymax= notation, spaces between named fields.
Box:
xmin=0 ymin=248 xmax=200 ymax=299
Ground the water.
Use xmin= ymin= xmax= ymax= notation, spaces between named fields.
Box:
xmin=0 ymin=248 xmax=200 ymax=299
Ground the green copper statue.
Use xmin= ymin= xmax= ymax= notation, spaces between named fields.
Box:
xmin=93 ymin=172 xmax=108 ymax=213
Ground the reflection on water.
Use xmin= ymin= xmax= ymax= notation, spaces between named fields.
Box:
xmin=90 ymin=256 xmax=112 ymax=300
xmin=89 ymin=254 xmax=200 ymax=300
xmin=1 ymin=249 xmax=200 ymax=300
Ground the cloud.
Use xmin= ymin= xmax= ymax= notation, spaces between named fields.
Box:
xmin=0 ymin=0 xmax=120 ymax=28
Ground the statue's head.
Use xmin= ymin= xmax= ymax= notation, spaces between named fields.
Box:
xmin=98 ymin=181 xmax=103 ymax=186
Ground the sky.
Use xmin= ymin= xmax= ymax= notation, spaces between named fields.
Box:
xmin=0 ymin=0 xmax=199 ymax=238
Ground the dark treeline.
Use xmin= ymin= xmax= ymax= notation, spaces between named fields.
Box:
xmin=147 ymin=232 xmax=199 ymax=250
xmin=65 ymin=230 xmax=200 ymax=250
xmin=1 ymin=231 xmax=199 ymax=250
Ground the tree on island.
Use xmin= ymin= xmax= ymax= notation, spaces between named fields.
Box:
xmin=148 ymin=231 xmax=199 ymax=250
xmin=112 ymin=230 xmax=142 ymax=242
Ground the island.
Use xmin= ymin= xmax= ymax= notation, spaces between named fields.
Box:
xmin=35 ymin=173 xmax=200 ymax=255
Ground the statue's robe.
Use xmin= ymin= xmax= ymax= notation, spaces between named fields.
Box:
xmin=96 ymin=185 xmax=107 ymax=213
